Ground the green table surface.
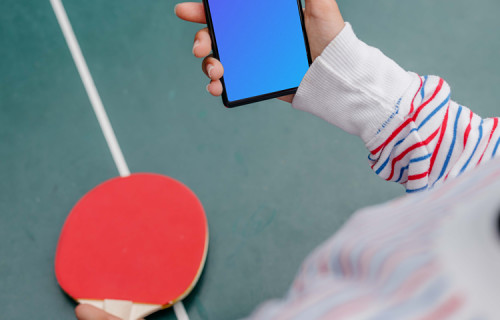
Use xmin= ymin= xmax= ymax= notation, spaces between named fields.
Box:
xmin=1 ymin=0 xmax=499 ymax=319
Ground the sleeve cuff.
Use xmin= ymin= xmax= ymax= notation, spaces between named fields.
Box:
xmin=291 ymin=22 xmax=416 ymax=144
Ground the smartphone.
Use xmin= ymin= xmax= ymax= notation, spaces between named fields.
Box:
xmin=202 ymin=0 xmax=312 ymax=108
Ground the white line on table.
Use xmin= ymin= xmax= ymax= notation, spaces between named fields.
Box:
xmin=49 ymin=1 xmax=190 ymax=319
xmin=50 ymin=0 xmax=130 ymax=177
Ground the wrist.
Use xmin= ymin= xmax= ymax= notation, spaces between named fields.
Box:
xmin=292 ymin=22 xmax=415 ymax=144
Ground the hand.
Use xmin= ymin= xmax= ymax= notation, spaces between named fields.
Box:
xmin=75 ymin=304 xmax=145 ymax=320
xmin=175 ymin=0 xmax=345 ymax=103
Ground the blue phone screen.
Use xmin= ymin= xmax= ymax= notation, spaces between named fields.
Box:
xmin=206 ymin=0 xmax=310 ymax=103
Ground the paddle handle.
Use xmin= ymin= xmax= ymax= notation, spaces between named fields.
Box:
xmin=78 ymin=299 xmax=161 ymax=320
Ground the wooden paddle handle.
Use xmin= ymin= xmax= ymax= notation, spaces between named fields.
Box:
xmin=78 ymin=299 xmax=162 ymax=320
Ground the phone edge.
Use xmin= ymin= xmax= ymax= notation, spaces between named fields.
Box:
xmin=201 ymin=0 xmax=313 ymax=108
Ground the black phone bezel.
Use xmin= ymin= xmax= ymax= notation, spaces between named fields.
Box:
xmin=201 ymin=0 xmax=313 ymax=108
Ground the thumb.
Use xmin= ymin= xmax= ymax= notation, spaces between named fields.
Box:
xmin=304 ymin=0 xmax=340 ymax=18
xmin=303 ymin=0 xmax=345 ymax=61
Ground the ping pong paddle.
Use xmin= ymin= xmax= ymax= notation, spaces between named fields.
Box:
xmin=55 ymin=173 xmax=208 ymax=320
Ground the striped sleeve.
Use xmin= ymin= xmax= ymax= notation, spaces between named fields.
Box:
xmin=368 ymin=76 xmax=499 ymax=192
xmin=292 ymin=23 xmax=500 ymax=192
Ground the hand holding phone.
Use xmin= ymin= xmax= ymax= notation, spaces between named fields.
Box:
xmin=175 ymin=0 xmax=345 ymax=106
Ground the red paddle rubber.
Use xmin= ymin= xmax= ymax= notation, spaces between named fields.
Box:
xmin=55 ymin=173 xmax=208 ymax=306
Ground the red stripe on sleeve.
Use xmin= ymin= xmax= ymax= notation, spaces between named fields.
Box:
xmin=417 ymin=294 xmax=464 ymax=320
xmin=371 ymin=79 xmax=444 ymax=155
xmin=407 ymin=172 xmax=429 ymax=181
xmin=428 ymin=105 xmax=450 ymax=175
xmin=463 ymin=111 xmax=473 ymax=148
xmin=387 ymin=128 xmax=440 ymax=181
xmin=409 ymin=76 xmax=424 ymax=114
xmin=477 ymin=117 xmax=499 ymax=165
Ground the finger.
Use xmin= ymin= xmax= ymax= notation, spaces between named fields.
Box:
xmin=206 ymin=80 xmax=223 ymax=96
xmin=304 ymin=0 xmax=332 ymax=18
xmin=174 ymin=2 xmax=206 ymax=24
xmin=202 ymin=55 xmax=224 ymax=80
xmin=75 ymin=304 xmax=122 ymax=320
xmin=193 ymin=28 xmax=212 ymax=58
xmin=277 ymin=94 xmax=294 ymax=104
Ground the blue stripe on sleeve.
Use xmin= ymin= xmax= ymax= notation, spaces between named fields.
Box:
xmin=375 ymin=156 xmax=391 ymax=175
xmin=395 ymin=154 xmax=432 ymax=183
xmin=396 ymin=165 xmax=409 ymax=183
xmin=492 ymin=136 xmax=500 ymax=158
xmin=412 ymin=153 xmax=433 ymax=163
xmin=459 ymin=119 xmax=484 ymax=175
xmin=417 ymin=94 xmax=450 ymax=130
xmin=374 ymin=95 xmax=449 ymax=176
xmin=432 ymin=106 xmax=462 ymax=186
xmin=406 ymin=185 xmax=429 ymax=193
xmin=420 ymin=76 xmax=428 ymax=101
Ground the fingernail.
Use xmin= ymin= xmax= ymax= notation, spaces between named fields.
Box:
xmin=174 ymin=4 xmax=178 ymax=15
xmin=207 ymin=64 xmax=214 ymax=78
xmin=206 ymin=84 xmax=211 ymax=93
xmin=192 ymin=40 xmax=200 ymax=55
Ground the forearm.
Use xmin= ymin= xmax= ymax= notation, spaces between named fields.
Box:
xmin=292 ymin=23 xmax=500 ymax=192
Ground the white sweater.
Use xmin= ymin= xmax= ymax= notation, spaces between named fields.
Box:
xmin=293 ymin=23 xmax=500 ymax=193
xmin=245 ymin=23 xmax=500 ymax=319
